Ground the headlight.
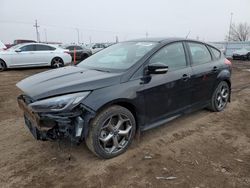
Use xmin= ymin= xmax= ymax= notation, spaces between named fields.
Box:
xmin=29 ymin=92 xmax=90 ymax=112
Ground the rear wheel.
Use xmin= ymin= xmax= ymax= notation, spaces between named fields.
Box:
xmin=86 ymin=105 xmax=136 ymax=159
xmin=51 ymin=57 xmax=64 ymax=68
xmin=208 ymin=81 xmax=230 ymax=112
xmin=0 ymin=60 xmax=7 ymax=72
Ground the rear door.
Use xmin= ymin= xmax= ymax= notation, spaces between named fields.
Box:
xmin=186 ymin=42 xmax=220 ymax=106
xmin=143 ymin=42 xmax=193 ymax=124
xmin=34 ymin=44 xmax=56 ymax=66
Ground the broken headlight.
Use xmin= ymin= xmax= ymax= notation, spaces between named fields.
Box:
xmin=29 ymin=92 xmax=90 ymax=112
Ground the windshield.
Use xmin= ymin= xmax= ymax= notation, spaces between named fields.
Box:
xmin=77 ymin=42 xmax=157 ymax=71
xmin=244 ymin=46 xmax=250 ymax=51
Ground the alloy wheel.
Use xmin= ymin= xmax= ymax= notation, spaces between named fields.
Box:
xmin=98 ymin=114 xmax=133 ymax=154
xmin=52 ymin=58 xmax=64 ymax=68
xmin=215 ymin=84 xmax=229 ymax=110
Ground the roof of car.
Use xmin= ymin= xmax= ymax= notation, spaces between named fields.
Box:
xmin=126 ymin=37 xmax=209 ymax=44
xmin=126 ymin=37 xmax=185 ymax=42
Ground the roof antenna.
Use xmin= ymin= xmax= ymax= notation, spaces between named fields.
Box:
xmin=186 ymin=31 xmax=191 ymax=39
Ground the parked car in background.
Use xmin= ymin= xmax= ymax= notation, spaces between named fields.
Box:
xmin=62 ymin=45 xmax=92 ymax=61
xmin=104 ymin=42 xmax=116 ymax=48
xmin=211 ymin=43 xmax=226 ymax=55
xmin=13 ymin=39 xmax=36 ymax=45
xmin=0 ymin=43 xmax=72 ymax=71
xmin=0 ymin=40 xmax=7 ymax=51
xmin=16 ymin=38 xmax=232 ymax=159
xmin=232 ymin=46 xmax=250 ymax=60
xmin=88 ymin=43 xmax=106 ymax=54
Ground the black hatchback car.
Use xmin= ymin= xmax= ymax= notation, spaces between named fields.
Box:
xmin=16 ymin=38 xmax=232 ymax=159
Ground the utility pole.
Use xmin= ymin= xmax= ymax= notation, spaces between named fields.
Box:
xmin=89 ymin=36 xmax=92 ymax=44
xmin=33 ymin=19 xmax=40 ymax=42
xmin=146 ymin=31 xmax=149 ymax=38
xmin=228 ymin=12 xmax=233 ymax=41
xmin=76 ymin=28 xmax=80 ymax=44
xmin=44 ymin=29 xmax=47 ymax=43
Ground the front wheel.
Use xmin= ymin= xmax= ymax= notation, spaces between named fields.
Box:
xmin=86 ymin=105 xmax=136 ymax=159
xmin=208 ymin=81 xmax=230 ymax=112
xmin=51 ymin=57 xmax=64 ymax=68
xmin=0 ymin=60 xmax=7 ymax=72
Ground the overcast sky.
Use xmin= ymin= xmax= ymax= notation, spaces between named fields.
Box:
xmin=0 ymin=0 xmax=249 ymax=44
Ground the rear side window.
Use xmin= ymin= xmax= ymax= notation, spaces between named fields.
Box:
xmin=209 ymin=47 xmax=221 ymax=59
xmin=188 ymin=42 xmax=212 ymax=65
xmin=20 ymin=45 xmax=36 ymax=51
xmin=75 ymin=46 xmax=83 ymax=50
xmin=66 ymin=46 xmax=74 ymax=50
xmin=149 ymin=42 xmax=187 ymax=71
xmin=36 ymin=44 xmax=55 ymax=51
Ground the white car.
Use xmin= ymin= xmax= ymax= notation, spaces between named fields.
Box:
xmin=0 ymin=43 xmax=72 ymax=71
xmin=0 ymin=40 xmax=6 ymax=51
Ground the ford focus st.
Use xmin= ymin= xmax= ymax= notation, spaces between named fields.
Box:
xmin=16 ymin=38 xmax=232 ymax=159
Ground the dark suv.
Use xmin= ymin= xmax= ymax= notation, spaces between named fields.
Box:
xmin=16 ymin=38 xmax=232 ymax=159
xmin=62 ymin=45 xmax=92 ymax=61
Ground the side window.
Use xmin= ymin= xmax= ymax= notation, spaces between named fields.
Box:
xmin=75 ymin=46 xmax=82 ymax=50
xmin=20 ymin=45 xmax=35 ymax=51
xmin=209 ymin=46 xmax=221 ymax=59
xmin=67 ymin=46 xmax=74 ymax=50
xmin=36 ymin=44 xmax=55 ymax=51
xmin=149 ymin=42 xmax=187 ymax=71
xmin=188 ymin=42 xmax=212 ymax=65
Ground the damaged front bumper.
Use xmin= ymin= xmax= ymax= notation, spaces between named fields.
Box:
xmin=17 ymin=95 xmax=95 ymax=143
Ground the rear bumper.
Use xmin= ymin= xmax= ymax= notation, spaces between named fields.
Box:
xmin=17 ymin=95 xmax=95 ymax=142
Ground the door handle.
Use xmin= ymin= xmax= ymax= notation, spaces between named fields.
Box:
xmin=182 ymin=74 xmax=190 ymax=81
xmin=213 ymin=66 xmax=218 ymax=72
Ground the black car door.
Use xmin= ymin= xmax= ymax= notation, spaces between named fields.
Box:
xmin=186 ymin=42 xmax=220 ymax=106
xmin=142 ymin=42 xmax=193 ymax=125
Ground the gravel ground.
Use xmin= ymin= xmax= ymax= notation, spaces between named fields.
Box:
xmin=0 ymin=60 xmax=250 ymax=188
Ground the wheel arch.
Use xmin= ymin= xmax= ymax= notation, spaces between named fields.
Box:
xmin=215 ymin=70 xmax=231 ymax=102
xmin=94 ymin=99 xmax=140 ymax=131
xmin=51 ymin=56 xmax=64 ymax=63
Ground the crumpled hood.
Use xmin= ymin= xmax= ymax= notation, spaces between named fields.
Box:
xmin=16 ymin=66 xmax=122 ymax=100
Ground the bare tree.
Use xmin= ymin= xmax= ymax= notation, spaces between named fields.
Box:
xmin=227 ymin=22 xmax=250 ymax=41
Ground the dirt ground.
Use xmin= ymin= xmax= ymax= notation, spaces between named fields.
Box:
xmin=0 ymin=60 xmax=250 ymax=188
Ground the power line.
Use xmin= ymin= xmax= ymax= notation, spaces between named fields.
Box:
xmin=0 ymin=20 xmax=146 ymax=36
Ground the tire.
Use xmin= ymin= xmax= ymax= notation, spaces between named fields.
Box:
xmin=86 ymin=105 xmax=136 ymax=159
xmin=51 ymin=57 xmax=64 ymax=68
xmin=208 ymin=81 xmax=230 ymax=112
xmin=0 ymin=59 xmax=7 ymax=72
xmin=248 ymin=54 xmax=250 ymax=61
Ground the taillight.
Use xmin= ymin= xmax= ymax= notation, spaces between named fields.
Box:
xmin=224 ymin=58 xmax=232 ymax=66
xmin=64 ymin=51 xmax=70 ymax=54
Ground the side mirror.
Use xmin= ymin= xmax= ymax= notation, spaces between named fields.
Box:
xmin=147 ymin=63 xmax=168 ymax=75
xmin=15 ymin=49 xmax=21 ymax=53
